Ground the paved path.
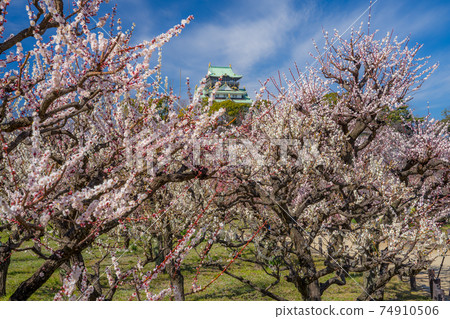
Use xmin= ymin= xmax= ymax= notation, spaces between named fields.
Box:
xmin=416 ymin=253 xmax=450 ymax=299
xmin=312 ymin=236 xmax=450 ymax=300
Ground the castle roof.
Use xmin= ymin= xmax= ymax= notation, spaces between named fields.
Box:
xmin=207 ymin=65 xmax=242 ymax=79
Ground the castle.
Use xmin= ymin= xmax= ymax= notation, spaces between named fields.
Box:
xmin=202 ymin=64 xmax=253 ymax=104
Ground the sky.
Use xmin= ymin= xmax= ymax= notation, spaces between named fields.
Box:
xmin=5 ymin=0 xmax=450 ymax=119
xmin=118 ymin=0 xmax=450 ymax=119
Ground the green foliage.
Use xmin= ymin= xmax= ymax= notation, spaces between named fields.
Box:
xmin=322 ymin=92 xmax=422 ymax=126
xmin=207 ymin=99 xmax=250 ymax=125
xmin=153 ymin=96 xmax=171 ymax=121
xmin=322 ymin=92 xmax=339 ymax=108
xmin=386 ymin=105 xmax=416 ymax=123
xmin=209 ymin=100 xmax=248 ymax=117
xmin=442 ymin=108 xmax=450 ymax=122
xmin=441 ymin=108 xmax=450 ymax=132
xmin=122 ymin=96 xmax=172 ymax=121
xmin=252 ymin=99 xmax=270 ymax=109
xmin=268 ymin=256 xmax=282 ymax=266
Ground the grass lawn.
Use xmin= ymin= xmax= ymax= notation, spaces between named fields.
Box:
xmin=0 ymin=239 xmax=430 ymax=301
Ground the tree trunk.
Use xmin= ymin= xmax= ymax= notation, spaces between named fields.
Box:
xmin=69 ymin=253 xmax=102 ymax=301
xmin=0 ymin=245 xmax=11 ymax=297
xmin=373 ymin=263 xmax=388 ymax=301
xmin=358 ymin=244 xmax=387 ymax=301
xmin=162 ymin=217 xmax=185 ymax=301
xmin=122 ymin=230 xmax=130 ymax=250
xmin=9 ymin=256 xmax=66 ymax=300
xmin=7 ymin=204 xmax=145 ymax=300
xmin=168 ymin=266 xmax=185 ymax=301
xmin=357 ymin=264 xmax=395 ymax=301
xmin=8 ymin=237 xmax=91 ymax=301
xmin=289 ymin=227 xmax=321 ymax=300
xmin=410 ymin=275 xmax=417 ymax=291
xmin=59 ymin=261 xmax=70 ymax=285
xmin=361 ymin=268 xmax=387 ymax=301
xmin=359 ymin=268 xmax=377 ymax=301
xmin=304 ymin=280 xmax=321 ymax=301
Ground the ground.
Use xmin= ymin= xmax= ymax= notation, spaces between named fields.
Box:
xmin=0 ymin=239 xmax=438 ymax=301
xmin=416 ymin=250 xmax=449 ymax=299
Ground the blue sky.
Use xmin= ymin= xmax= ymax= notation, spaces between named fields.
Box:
xmin=120 ymin=0 xmax=450 ymax=119
xmin=6 ymin=0 xmax=450 ymax=118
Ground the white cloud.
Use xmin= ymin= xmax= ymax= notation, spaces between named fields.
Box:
xmin=128 ymin=0 xmax=450 ymax=118
xmin=170 ymin=0 xmax=308 ymax=73
xmin=142 ymin=0 xmax=316 ymax=99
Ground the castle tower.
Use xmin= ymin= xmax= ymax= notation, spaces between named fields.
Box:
xmin=202 ymin=64 xmax=253 ymax=104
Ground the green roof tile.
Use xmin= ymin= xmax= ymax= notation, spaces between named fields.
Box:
xmin=207 ymin=65 xmax=242 ymax=78
xmin=202 ymin=65 xmax=253 ymax=104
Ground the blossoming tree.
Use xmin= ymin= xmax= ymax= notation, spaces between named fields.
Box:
xmin=1 ymin=1 xmax=448 ymax=301
xmin=211 ymin=25 xmax=449 ymax=300
xmin=0 ymin=0 xmax=226 ymax=300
